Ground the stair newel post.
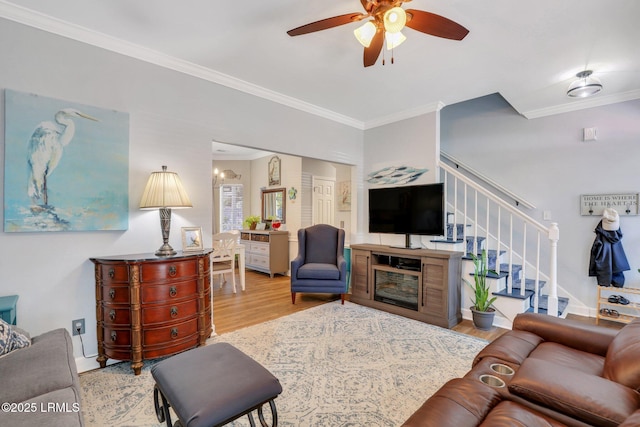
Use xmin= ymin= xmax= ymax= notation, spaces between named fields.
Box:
xmin=547 ymin=223 xmax=560 ymax=317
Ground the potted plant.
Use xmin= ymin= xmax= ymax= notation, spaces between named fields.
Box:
xmin=243 ymin=215 xmax=261 ymax=230
xmin=464 ymin=249 xmax=498 ymax=330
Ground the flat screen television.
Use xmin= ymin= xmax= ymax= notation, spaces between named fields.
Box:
xmin=369 ymin=183 xmax=445 ymax=248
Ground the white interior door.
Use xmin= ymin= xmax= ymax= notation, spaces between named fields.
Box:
xmin=312 ymin=178 xmax=335 ymax=225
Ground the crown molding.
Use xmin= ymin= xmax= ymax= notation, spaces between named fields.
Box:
xmin=0 ymin=1 xmax=366 ymax=129
xmin=521 ymin=89 xmax=640 ymax=119
xmin=363 ymin=101 xmax=446 ymax=130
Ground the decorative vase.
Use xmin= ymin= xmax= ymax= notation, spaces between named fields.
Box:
xmin=470 ymin=307 xmax=495 ymax=330
xmin=249 ymin=222 xmax=257 ymax=230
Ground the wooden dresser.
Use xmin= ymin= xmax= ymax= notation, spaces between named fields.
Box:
xmin=240 ymin=230 xmax=289 ymax=278
xmin=91 ymin=250 xmax=212 ymax=375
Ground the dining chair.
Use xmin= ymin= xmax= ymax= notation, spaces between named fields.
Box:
xmin=212 ymin=232 xmax=238 ymax=293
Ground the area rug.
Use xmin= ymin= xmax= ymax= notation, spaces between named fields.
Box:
xmin=80 ymin=301 xmax=488 ymax=426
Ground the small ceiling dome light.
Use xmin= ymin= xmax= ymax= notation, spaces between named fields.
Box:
xmin=567 ymin=70 xmax=603 ymax=98
xmin=383 ymin=7 xmax=407 ymax=33
xmin=354 ymin=21 xmax=377 ymax=47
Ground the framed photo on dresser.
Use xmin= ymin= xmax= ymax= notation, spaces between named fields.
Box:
xmin=181 ymin=227 xmax=203 ymax=252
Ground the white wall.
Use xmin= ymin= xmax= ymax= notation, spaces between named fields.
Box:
xmin=362 ymin=111 xmax=441 ymax=247
xmin=0 ymin=19 xmax=363 ymax=371
xmin=441 ymin=93 xmax=640 ymax=313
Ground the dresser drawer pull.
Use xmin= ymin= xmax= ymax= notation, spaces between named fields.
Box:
xmin=111 ymin=331 xmax=117 ymax=342
xmin=169 ymin=266 xmax=177 ymax=277
xmin=108 ymin=268 xmax=115 ymax=278
xmin=109 ymin=288 xmax=116 ymax=299
xmin=170 ymin=306 xmax=178 ymax=318
xmin=170 ymin=328 xmax=179 ymax=339
xmin=169 ymin=286 xmax=177 ymax=297
xmin=109 ymin=310 xmax=116 ymax=321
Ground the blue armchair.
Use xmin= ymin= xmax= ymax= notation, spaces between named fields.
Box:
xmin=290 ymin=224 xmax=347 ymax=304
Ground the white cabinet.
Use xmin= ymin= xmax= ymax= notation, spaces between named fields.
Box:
xmin=240 ymin=230 xmax=289 ymax=278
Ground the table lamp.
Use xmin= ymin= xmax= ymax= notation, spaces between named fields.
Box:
xmin=139 ymin=165 xmax=192 ymax=256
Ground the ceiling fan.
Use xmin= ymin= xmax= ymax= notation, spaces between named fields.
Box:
xmin=287 ymin=0 xmax=469 ymax=67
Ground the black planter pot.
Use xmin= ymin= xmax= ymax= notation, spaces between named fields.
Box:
xmin=470 ymin=307 xmax=495 ymax=330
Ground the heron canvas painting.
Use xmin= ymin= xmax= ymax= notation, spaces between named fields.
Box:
xmin=4 ymin=90 xmax=129 ymax=232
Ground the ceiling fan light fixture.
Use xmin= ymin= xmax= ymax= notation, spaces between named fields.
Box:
xmin=354 ymin=21 xmax=377 ymax=47
xmin=567 ymin=70 xmax=603 ymax=98
xmin=383 ymin=7 xmax=406 ymax=33
xmin=385 ymin=31 xmax=406 ymax=50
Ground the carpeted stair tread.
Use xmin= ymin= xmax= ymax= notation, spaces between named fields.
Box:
xmin=431 ymin=238 xmax=464 ymax=244
xmin=500 ymin=263 xmax=522 ymax=276
xmin=467 ymin=271 xmax=508 ymax=280
xmin=492 ymin=288 xmax=534 ymax=300
xmin=532 ymin=295 xmax=570 ymax=316
xmin=511 ymin=277 xmax=546 ymax=292
xmin=446 ymin=223 xmax=468 ymax=239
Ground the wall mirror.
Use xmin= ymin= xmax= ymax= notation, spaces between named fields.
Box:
xmin=262 ymin=187 xmax=286 ymax=223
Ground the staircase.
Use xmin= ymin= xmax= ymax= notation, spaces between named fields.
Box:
xmin=434 ymin=155 xmax=569 ymax=329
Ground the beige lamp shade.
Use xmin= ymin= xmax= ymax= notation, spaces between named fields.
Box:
xmin=139 ymin=166 xmax=192 ymax=209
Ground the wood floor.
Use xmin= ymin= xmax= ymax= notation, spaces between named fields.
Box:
xmin=213 ymin=269 xmax=623 ymax=340
xmin=212 ymin=269 xmax=510 ymax=341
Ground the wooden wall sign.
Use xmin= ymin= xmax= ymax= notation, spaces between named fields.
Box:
xmin=580 ymin=193 xmax=638 ymax=216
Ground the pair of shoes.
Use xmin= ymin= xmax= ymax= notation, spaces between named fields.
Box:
xmin=600 ymin=308 xmax=620 ymax=318
xmin=608 ymin=295 xmax=630 ymax=305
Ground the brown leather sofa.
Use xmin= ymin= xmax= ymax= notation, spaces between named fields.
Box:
xmin=402 ymin=313 xmax=640 ymax=427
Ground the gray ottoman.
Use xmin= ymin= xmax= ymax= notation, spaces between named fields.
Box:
xmin=151 ymin=342 xmax=283 ymax=427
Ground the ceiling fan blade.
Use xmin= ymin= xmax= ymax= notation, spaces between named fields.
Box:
xmin=287 ymin=13 xmax=365 ymax=36
xmin=405 ymin=9 xmax=469 ymax=40
xmin=363 ymin=29 xmax=384 ymax=67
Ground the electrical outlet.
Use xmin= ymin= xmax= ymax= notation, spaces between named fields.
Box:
xmin=72 ymin=318 xmax=85 ymax=336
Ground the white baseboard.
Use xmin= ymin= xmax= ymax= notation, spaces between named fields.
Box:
xmin=75 ymin=355 xmax=122 ymax=374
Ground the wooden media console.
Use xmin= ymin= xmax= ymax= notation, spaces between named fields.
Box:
xmin=350 ymin=244 xmax=463 ymax=329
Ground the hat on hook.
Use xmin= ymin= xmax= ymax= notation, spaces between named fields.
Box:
xmin=602 ymin=208 xmax=620 ymax=231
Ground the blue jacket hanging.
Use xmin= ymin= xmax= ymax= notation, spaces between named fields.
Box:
xmin=588 ymin=220 xmax=630 ymax=287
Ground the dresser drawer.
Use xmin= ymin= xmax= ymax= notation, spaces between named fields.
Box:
xmin=102 ymin=327 xmax=131 ymax=347
xmin=140 ymin=259 xmax=198 ymax=282
xmin=98 ymin=264 xmax=129 ymax=284
xmin=141 ymin=280 xmax=197 ymax=304
xmin=143 ymin=317 xmax=198 ymax=346
xmin=101 ymin=306 xmax=131 ymax=326
xmin=101 ymin=285 xmax=130 ymax=304
xmin=249 ymin=242 xmax=269 ymax=255
xmin=249 ymin=254 xmax=270 ymax=269
xmin=142 ymin=299 xmax=198 ymax=326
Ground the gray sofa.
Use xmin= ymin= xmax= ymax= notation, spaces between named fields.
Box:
xmin=0 ymin=328 xmax=84 ymax=426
